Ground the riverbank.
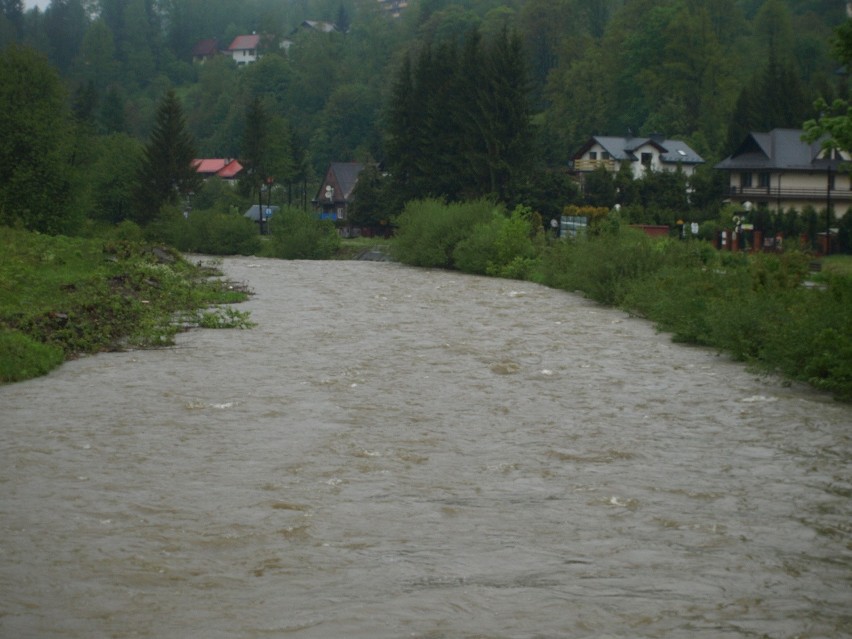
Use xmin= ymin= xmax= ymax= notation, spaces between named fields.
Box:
xmin=389 ymin=201 xmax=852 ymax=401
xmin=0 ymin=227 xmax=252 ymax=384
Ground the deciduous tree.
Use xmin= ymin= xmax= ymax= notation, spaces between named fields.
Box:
xmin=0 ymin=46 xmax=77 ymax=234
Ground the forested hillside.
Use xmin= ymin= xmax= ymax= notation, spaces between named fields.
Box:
xmin=1 ymin=0 xmax=849 ymax=229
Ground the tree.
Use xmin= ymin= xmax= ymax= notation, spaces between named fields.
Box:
xmin=239 ymin=96 xmax=293 ymax=233
xmin=131 ymin=89 xmax=201 ymax=224
xmin=384 ymin=28 xmax=534 ymax=204
xmin=43 ymin=0 xmax=88 ymax=73
xmin=347 ymin=164 xmax=390 ymax=228
xmin=803 ymin=19 xmax=852 ymax=153
xmin=73 ymin=18 xmax=120 ymax=91
xmin=0 ymin=45 xmax=77 ymax=234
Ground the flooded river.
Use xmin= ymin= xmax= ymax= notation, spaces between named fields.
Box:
xmin=1 ymin=257 xmax=850 ymax=638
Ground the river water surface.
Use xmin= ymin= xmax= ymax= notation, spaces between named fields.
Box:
xmin=1 ymin=257 xmax=850 ymax=638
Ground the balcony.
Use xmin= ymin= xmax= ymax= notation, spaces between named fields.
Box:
xmin=728 ymin=185 xmax=852 ymax=201
xmin=573 ymin=158 xmax=618 ymax=172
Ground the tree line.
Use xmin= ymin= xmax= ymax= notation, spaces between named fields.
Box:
xmin=0 ymin=0 xmax=850 ymax=235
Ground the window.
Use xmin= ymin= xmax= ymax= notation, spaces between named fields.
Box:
xmin=602 ymin=152 xmax=611 ymax=160
xmin=758 ymin=172 xmax=770 ymax=188
xmin=829 ymin=173 xmax=836 ymax=191
xmin=740 ymin=172 xmax=752 ymax=188
xmin=589 ymin=151 xmax=597 ymax=160
xmin=641 ymin=152 xmax=652 ymax=166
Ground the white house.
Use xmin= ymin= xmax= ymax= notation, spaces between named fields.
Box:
xmin=715 ymin=128 xmax=851 ymax=217
xmin=227 ymin=34 xmax=261 ymax=65
xmin=572 ymin=133 xmax=704 ymax=179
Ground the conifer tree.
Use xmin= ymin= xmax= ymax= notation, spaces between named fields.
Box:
xmin=132 ymin=89 xmax=200 ymax=224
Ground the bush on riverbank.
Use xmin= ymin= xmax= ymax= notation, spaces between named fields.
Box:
xmin=146 ymin=208 xmax=262 ymax=255
xmin=262 ymin=207 xmax=340 ymax=260
xmin=0 ymin=226 xmax=253 ymax=384
xmin=554 ymin=236 xmax=851 ymax=400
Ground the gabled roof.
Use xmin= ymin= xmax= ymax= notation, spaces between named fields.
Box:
xmin=228 ymin=34 xmax=261 ymax=52
xmin=193 ymin=158 xmax=243 ymax=179
xmin=574 ymin=135 xmax=704 ymax=165
xmin=191 ymin=39 xmax=219 ymax=57
xmin=715 ymin=128 xmax=836 ymax=172
xmin=217 ymin=160 xmax=243 ymax=179
xmin=322 ymin=162 xmax=364 ymax=202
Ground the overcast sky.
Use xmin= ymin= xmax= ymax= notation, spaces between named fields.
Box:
xmin=24 ymin=1 xmax=51 ymax=9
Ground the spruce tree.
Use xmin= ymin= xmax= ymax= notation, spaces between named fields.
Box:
xmin=132 ymin=89 xmax=200 ymax=224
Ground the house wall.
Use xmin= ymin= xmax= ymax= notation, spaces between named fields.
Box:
xmin=727 ymin=170 xmax=851 ymax=216
xmin=575 ymin=142 xmax=698 ymax=178
xmin=230 ymin=49 xmax=258 ymax=65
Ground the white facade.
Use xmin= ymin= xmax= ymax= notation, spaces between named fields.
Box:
xmin=573 ymin=135 xmax=703 ymax=178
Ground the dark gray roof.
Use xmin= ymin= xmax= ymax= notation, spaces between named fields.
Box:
xmin=715 ymin=128 xmax=835 ymax=172
xmin=329 ymin=162 xmax=364 ymax=200
xmin=577 ymin=135 xmax=704 ymax=165
xmin=244 ymin=204 xmax=280 ymax=221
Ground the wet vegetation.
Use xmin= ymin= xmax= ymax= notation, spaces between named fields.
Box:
xmin=0 ymin=226 xmax=253 ymax=384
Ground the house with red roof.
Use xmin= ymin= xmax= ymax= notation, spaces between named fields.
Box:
xmin=193 ymin=159 xmax=243 ymax=182
xmin=227 ymin=34 xmax=261 ymax=65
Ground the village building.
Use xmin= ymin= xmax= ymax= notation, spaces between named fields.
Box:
xmin=572 ymin=134 xmax=704 ymax=179
xmin=715 ymin=128 xmax=851 ymax=217
xmin=313 ymin=162 xmax=365 ymax=222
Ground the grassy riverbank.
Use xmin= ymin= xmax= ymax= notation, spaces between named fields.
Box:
xmin=0 ymin=227 xmax=252 ymax=384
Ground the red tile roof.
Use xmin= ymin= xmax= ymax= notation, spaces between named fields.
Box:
xmin=228 ymin=34 xmax=261 ymax=51
xmin=217 ymin=160 xmax=243 ymax=179
xmin=193 ymin=159 xmax=243 ymax=179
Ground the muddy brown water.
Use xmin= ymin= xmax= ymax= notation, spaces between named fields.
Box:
xmin=1 ymin=257 xmax=850 ymax=638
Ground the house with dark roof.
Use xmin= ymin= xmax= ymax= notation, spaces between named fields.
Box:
xmin=191 ymin=39 xmax=219 ymax=63
xmin=572 ymin=134 xmax=704 ymax=179
xmin=313 ymin=162 xmax=365 ymax=221
xmin=227 ymin=34 xmax=261 ymax=65
xmin=715 ymin=128 xmax=851 ymax=216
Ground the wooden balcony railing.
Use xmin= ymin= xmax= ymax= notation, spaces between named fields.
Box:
xmin=573 ymin=159 xmax=618 ymax=172
xmin=728 ymin=185 xmax=852 ymax=201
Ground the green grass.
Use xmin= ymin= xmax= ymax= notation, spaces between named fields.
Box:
xmin=0 ymin=226 xmax=253 ymax=384
xmin=820 ymin=254 xmax=852 ymax=277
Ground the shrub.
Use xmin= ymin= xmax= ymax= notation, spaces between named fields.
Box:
xmin=453 ymin=205 xmax=543 ymax=279
xmin=0 ymin=329 xmax=65 ymax=383
xmin=391 ymin=198 xmax=497 ymax=268
xmin=147 ymin=208 xmax=261 ymax=255
xmin=263 ymin=207 xmax=340 ymax=259
xmin=540 ymin=226 xmax=660 ymax=305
